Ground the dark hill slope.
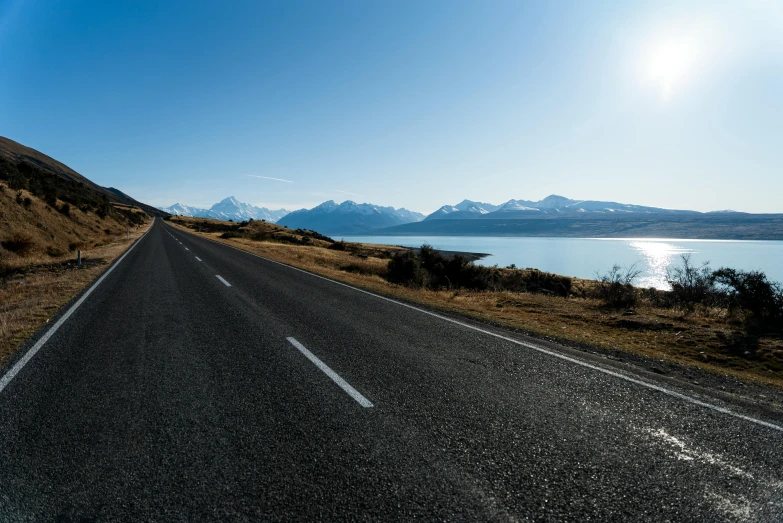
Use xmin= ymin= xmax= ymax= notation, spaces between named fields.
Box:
xmin=0 ymin=136 xmax=167 ymax=217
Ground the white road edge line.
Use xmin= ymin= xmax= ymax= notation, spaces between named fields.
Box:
xmin=216 ymin=275 xmax=231 ymax=287
xmin=286 ymin=337 xmax=374 ymax=408
xmin=165 ymin=224 xmax=783 ymax=432
xmin=0 ymin=221 xmax=155 ymax=395
xmin=195 ymin=256 xmax=202 ymax=262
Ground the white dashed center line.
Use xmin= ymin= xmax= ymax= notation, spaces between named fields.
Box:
xmin=216 ymin=275 xmax=231 ymax=287
xmin=286 ymin=337 xmax=374 ymax=408
xmin=195 ymin=256 xmax=202 ymax=262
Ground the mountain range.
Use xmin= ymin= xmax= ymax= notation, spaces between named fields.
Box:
xmin=277 ymin=200 xmax=425 ymax=235
xmin=168 ymin=195 xmax=783 ymax=239
xmin=373 ymin=195 xmax=783 ymax=240
xmin=158 ymin=197 xmax=290 ymax=223
xmin=425 ymin=195 xmax=702 ymax=221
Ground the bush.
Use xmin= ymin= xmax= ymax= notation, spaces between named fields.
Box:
xmin=387 ymin=245 xmax=500 ymax=291
xmin=59 ymin=203 xmax=71 ymax=216
xmin=387 ymin=250 xmax=426 ymax=287
xmin=667 ymin=254 xmax=715 ymax=312
xmin=712 ymin=268 xmax=783 ymax=326
xmin=46 ymin=246 xmax=65 ymax=257
xmin=328 ymin=240 xmax=349 ymax=251
xmin=502 ymin=269 xmax=572 ymax=297
xmin=595 ymin=263 xmax=641 ymax=308
xmin=44 ymin=191 xmax=57 ymax=208
xmin=1 ymin=233 xmax=35 ymax=255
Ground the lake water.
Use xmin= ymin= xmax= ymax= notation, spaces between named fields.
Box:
xmin=340 ymin=236 xmax=783 ymax=290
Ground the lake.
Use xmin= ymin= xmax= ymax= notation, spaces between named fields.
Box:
xmin=340 ymin=236 xmax=783 ymax=290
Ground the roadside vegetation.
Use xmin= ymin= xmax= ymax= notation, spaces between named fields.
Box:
xmin=169 ymin=216 xmax=783 ymax=388
xmin=0 ymin=164 xmax=151 ymax=361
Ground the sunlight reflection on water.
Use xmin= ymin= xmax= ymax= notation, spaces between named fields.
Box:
xmin=340 ymin=235 xmax=783 ymax=291
xmin=628 ymin=240 xmax=693 ymax=290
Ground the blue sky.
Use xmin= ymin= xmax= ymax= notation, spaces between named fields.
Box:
xmin=2 ymin=0 xmax=782 ymax=213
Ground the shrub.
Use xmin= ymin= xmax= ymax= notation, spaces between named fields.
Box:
xmin=595 ymin=263 xmax=641 ymax=308
xmin=328 ymin=240 xmax=349 ymax=251
xmin=667 ymin=254 xmax=715 ymax=312
xmin=387 ymin=245 xmax=500 ymax=291
xmin=387 ymin=250 xmax=425 ymax=286
xmin=44 ymin=191 xmax=57 ymax=208
xmin=59 ymin=203 xmax=71 ymax=216
xmin=1 ymin=233 xmax=35 ymax=255
xmin=46 ymin=246 xmax=65 ymax=257
xmin=712 ymin=268 xmax=783 ymax=326
xmin=23 ymin=197 xmax=32 ymax=208
xmin=502 ymin=269 xmax=572 ymax=297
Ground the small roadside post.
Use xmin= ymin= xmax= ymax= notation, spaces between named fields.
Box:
xmin=77 ymin=250 xmax=81 ymax=267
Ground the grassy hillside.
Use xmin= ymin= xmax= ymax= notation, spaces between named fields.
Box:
xmin=0 ymin=152 xmax=153 ymax=362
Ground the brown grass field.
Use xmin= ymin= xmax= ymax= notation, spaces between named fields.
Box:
xmin=169 ymin=216 xmax=783 ymax=390
xmin=0 ymin=183 xmax=151 ymax=362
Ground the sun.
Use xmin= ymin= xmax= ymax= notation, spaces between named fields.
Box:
xmin=637 ymin=19 xmax=720 ymax=100
xmin=643 ymin=34 xmax=701 ymax=98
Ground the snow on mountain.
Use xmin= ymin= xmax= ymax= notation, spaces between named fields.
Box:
xmin=424 ymin=195 xmax=698 ymax=220
xmin=277 ymin=200 xmax=424 ymax=235
xmin=496 ymin=200 xmax=541 ymax=212
xmin=535 ymin=195 xmax=578 ymax=209
xmin=158 ymin=197 xmax=290 ymax=222
xmin=159 ymin=203 xmax=205 ymax=217
xmin=454 ymin=200 xmax=502 ymax=213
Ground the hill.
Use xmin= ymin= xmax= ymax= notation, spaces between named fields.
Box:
xmin=1 ymin=154 xmax=152 ymax=271
xmin=0 ymin=136 xmax=167 ymax=217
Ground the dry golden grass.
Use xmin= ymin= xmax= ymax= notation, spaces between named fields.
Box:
xmin=170 ymin=216 xmax=783 ymax=389
xmin=0 ymin=183 xmax=152 ymax=362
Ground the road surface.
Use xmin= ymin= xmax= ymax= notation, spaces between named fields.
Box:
xmin=1 ymin=219 xmax=781 ymax=521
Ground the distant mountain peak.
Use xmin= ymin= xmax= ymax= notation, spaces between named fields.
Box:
xmin=159 ymin=197 xmax=290 ymax=222
xmin=277 ymin=200 xmax=424 ymax=234
xmin=537 ymin=194 xmax=577 ymax=208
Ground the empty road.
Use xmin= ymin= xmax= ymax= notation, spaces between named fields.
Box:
xmin=1 ymin=219 xmax=781 ymax=521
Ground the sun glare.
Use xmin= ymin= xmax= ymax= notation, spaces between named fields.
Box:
xmin=638 ymin=21 xmax=718 ymax=100
xmin=645 ymin=36 xmax=700 ymax=96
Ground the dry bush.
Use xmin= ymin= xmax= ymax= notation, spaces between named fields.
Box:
xmin=1 ymin=233 xmax=35 ymax=255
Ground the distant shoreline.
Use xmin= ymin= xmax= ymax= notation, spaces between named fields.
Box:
xmin=364 ymin=215 xmax=783 ymax=241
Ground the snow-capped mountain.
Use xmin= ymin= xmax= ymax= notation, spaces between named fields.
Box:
xmin=158 ymin=197 xmax=290 ymax=222
xmin=424 ymin=200 xmax=504 ymax=221
xmin=424 ymin=195 xmax=699 ymax=220
xmin=277 ymin=200 xmax=425 ymax=235
xmin=159 ymin=203 xmax=205 ymax=217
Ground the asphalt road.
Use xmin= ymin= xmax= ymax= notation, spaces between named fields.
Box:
xmin=1 ymin=219 xmax=781 ymax=521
